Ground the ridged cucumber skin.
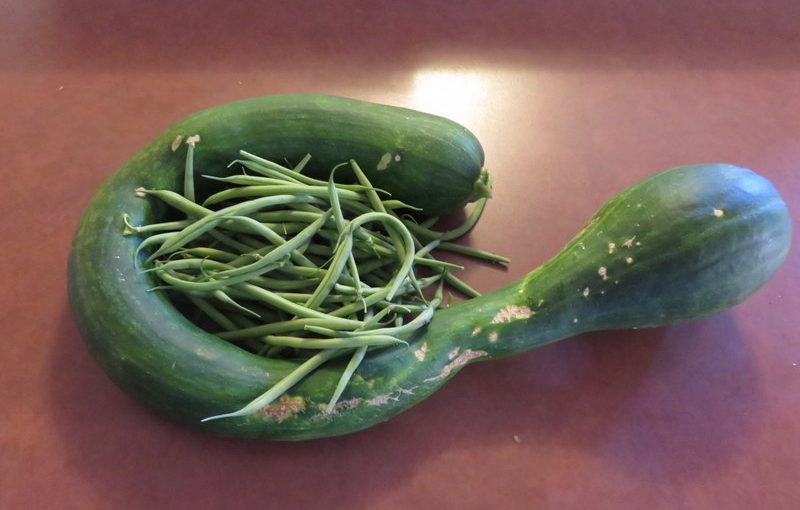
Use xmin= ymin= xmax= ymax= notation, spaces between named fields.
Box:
xmin=69 ymin=130 xmax=790 ymax=440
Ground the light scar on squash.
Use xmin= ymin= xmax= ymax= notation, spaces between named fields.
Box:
xmin=424 ymin=349 xmax=489 ymax=382
xmin=377 ymin=152 xmax=402 ymax=170
xmin=258 ymin=395 xmax=306 ymax=422
xmin=480 ymin=305 xmax=535 ymax=343
xmin=491 ymin=305 xmax=533 ymax=324
xmin=170 ymin=135 xmax=184 ymax=151
xmin=414 ymin=342 xmax=429 ymax=361
xmin=318 ymin=387 xmax=418 ymax=416
xmin=376 ymin=152 xmax=393 ymax=170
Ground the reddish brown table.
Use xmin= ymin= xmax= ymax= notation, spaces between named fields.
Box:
xmin=2 ymin=1 xmax=798 ymax=509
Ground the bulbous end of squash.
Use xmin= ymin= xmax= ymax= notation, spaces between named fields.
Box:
xmin=451 ymin=163 xmax=792 ymax=361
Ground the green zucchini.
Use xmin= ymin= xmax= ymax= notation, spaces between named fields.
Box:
xmin=68 ymin=96 xmax=790 ymax=440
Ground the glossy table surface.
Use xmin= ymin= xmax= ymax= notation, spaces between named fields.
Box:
xmin=1 ymin=1 xmax=798 ymax=509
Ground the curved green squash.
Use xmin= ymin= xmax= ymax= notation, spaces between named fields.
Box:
xmin=68 ymin=97 xmax=791 ymax=440
xmin=109 ymin=94 xmax=488 ymax=217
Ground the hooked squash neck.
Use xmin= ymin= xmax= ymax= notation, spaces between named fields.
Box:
xmin=418 ymin=259 xmax=587 ymax=362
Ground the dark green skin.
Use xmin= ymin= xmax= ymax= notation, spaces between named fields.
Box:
xmin=69 ymin=97 xmax=791 ymax=441
xmin=111 ymin=94 xmax=487 ymax=217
